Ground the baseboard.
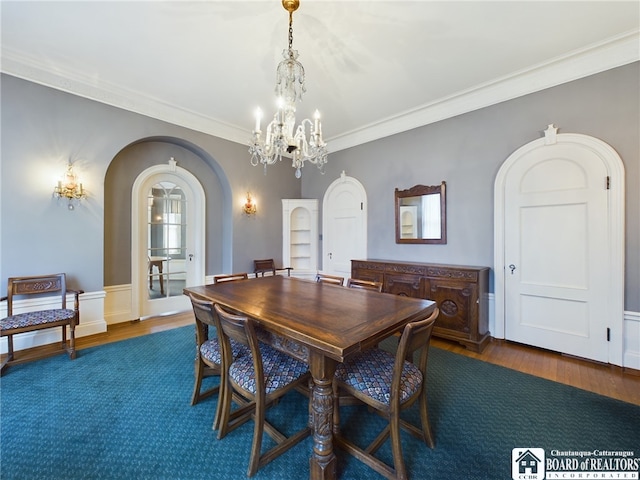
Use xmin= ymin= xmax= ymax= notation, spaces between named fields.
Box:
xmin=1 ymin=290 xmax=107 ymax=354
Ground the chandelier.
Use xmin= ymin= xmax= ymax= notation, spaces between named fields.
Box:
xmin=249 ymin=0 xmax=328 ymax=179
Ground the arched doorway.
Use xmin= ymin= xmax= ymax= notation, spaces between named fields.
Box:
xmin=322 ymin=171 xmax=367 ymax=277
xmin=132 ymin=158 xmax=205 ymax=318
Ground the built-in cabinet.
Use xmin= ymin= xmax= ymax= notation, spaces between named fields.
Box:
xmin=282 ymin=199 xmax=318 ymax=278
xmin=351 ymin=259 xmax=490 ymax=352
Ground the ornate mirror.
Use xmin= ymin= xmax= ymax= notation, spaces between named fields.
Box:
xmin=395 ymin=182 xmax=446 ymax=244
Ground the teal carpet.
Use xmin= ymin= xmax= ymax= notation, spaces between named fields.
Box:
xmin=1 ymin=326 xmax=638 ymax=479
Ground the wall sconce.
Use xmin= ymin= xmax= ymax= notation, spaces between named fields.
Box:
xmin=53 ymin=161 xmax=87 ymax=210
xmin=242 ymin=192 xmax=257 ymax=216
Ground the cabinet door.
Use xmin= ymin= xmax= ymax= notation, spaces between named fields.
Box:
xmin=385 ymin=273 xmax=425 ymax=298
xmin=426 ymin=279 xmax=475 ymax=335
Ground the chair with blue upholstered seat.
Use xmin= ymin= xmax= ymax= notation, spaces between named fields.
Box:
xmin=214 ymin=303 xmax=311 ymax=477
xmin=1 ymin=273 xmax=83 ymax=375
xmin=188 ymin=294 xmax=248 ymax=430
xmin=332 ymin=307 xmax=440 ymax=480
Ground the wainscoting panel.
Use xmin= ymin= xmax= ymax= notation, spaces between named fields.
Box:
xmin=624 ymin=311 xmax=640 ymax=370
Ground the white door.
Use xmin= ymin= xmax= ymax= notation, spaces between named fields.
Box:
xmin=322 ymin=172 xmax=367 ymax=278
xmin=496 ymin=126 xmax=625 ymax=364
xmin=132 ymin=160 xmax=205 ymax=318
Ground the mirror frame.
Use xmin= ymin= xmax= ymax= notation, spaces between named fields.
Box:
xmin=395 ymin=182 xmax=447 ymax=244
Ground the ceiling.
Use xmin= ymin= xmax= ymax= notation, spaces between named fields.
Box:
xmin=2 ymin=1 xmax=639 ymax=152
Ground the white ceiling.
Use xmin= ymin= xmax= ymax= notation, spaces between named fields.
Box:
xmin=2 ymin=1 xmax=639 ymax=152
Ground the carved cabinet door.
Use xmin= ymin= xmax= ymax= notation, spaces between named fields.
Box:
xmin=425 ymin=278 xmax=476 ymax=336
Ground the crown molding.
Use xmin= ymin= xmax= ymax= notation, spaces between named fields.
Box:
xmin=328 ymin=29 xmax=640 ymax=152
xmin=2 ymin=30 xmax=638 ymax=153
xmin=1 ymin=48 xmax=249 ymax=146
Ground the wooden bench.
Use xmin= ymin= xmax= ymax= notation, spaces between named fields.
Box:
xmin=1 ymin=273 xmax=83 ymax=374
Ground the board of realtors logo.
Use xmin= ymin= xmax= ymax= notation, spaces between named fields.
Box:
xmin=512 ymin=448 xmax=545 ymax=480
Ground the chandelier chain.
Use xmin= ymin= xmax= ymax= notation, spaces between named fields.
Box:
xmin=288 ymin=12 xmax=294 ymax=53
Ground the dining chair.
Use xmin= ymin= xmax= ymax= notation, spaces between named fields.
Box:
xmin=187 ymin=294 xmax=249 ymax=431
xmin=346 ymin=278 xmax=383 ymax=292
xmin=315 ymin=273 xmax=345 ymax=286
xmin=213 ymin=304 xmax=311 ymax=477
xmin=213 ymin=272 xmax=249 ymax=283
xmin=253 ymin=259 xmax=293 ymax=277
xmin=332 ymin=307 xmax=440 ymax=480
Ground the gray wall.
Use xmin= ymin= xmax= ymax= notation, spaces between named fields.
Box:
xmin=303 ymin=62 xmax=639 ymax=311
xmin=1 ymin=63 xmax=638 ymax=312
xmin=1 ymin=74 xmax=301 ymax=292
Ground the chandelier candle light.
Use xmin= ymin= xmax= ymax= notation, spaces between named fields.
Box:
xmin=249 ymin=0 xmax=328 ymax=179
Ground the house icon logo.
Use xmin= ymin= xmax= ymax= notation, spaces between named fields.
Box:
xmin=512 ymin=448 xmax=545 ymax=480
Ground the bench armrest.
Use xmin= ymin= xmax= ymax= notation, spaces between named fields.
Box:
xmin=67 ymin=289 xmax=84 ymax=312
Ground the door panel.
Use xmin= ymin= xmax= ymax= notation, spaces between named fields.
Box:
xmin=323 ymin=175 xmax=367 ymax=278
xmin=504 ymin=143 xmax=609 ymax=362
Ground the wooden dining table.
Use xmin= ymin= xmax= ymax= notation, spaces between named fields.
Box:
xmin=184 ymin=275 xmax=436 ymax=480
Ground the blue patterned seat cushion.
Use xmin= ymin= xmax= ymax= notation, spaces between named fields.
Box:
xmin=200 ymin=338 xmax=248 ymax=365
xmin=335 ymin=348 xmax=423 ymax=405
xmin=229 ymin=344 xmax=309 ymax=395
xmin=1 ymin=309 xmax=75 ymax=331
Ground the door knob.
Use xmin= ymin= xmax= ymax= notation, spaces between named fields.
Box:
xmin=189 ymin=254 xmax=194 ymax=262
xmin=508 ymin=264 xmax=516 ymax=274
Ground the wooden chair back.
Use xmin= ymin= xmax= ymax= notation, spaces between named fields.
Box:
xmin=189 ymin=294 xmax=217 ymax=333
xmin=315 ymin=273 xmax=345 ymax=286
xmin=394 ymin=307 xmax=439 ymax=386
xmin=253 ymin=259 xmax=293 ymax=277
xmin=254 ymin=259 xmax=276 ymax=277
xmin=346 ymin=278 xmax=383 ymax=292
xmin=214 ymin=303 xmax=256 ymax=352
xmin=5 ymin=273 xmax=69 ymax=313
xmin=213 ymin=272 xmax=249 ymax=284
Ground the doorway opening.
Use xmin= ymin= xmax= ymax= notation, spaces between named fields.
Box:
xmin=132 ymin=159 xmax=205 ymax=319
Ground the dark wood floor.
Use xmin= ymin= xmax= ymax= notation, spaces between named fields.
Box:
xmin=6 ymin=311 xmax=640 ymax=405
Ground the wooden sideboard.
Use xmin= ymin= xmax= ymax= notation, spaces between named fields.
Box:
xmin=351 ymin=259 xmax=490 ymax=352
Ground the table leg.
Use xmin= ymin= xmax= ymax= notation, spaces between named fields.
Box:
xmin=158 ymin=262 xmax=164 ymax=295
xmin=308 ymin=351 xmax=337 ymax=480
